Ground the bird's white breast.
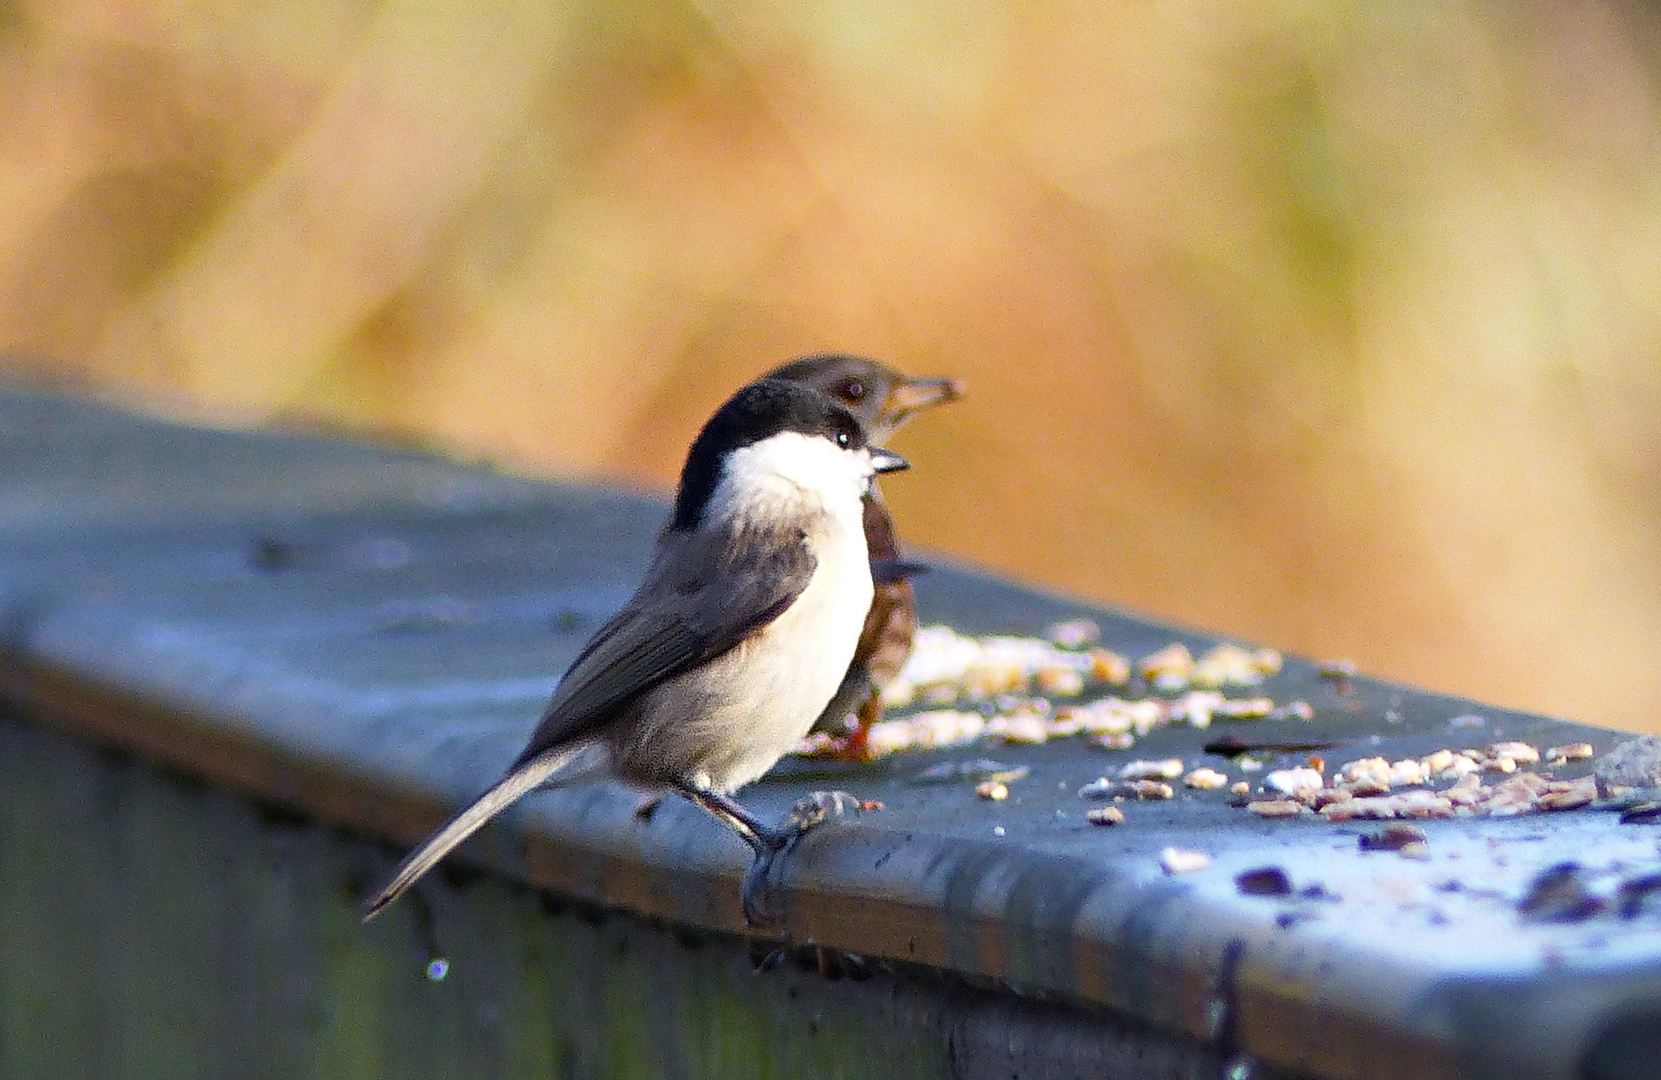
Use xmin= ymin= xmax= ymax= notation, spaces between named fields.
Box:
xmin=625 ymin=430 xmax=875 ymax=792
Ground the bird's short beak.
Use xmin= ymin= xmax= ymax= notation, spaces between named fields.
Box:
xmin=882 ymin=376 xmax=965 ymax=425
xmin=869 ymin=447 xmax=910 ymax=474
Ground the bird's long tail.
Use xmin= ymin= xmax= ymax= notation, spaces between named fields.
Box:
xmin=363 ymin=745 xmax=584 ymax=920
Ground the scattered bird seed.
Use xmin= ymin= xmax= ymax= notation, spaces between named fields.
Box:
xmin=859 ymin=710 xmax=986 ymax=757
xmin=1337 ymin=757 xmax=1391 ymax=791
xmin=1078 ymin=778 xmax=1175 ymax=801
xmin=1088 ymin=648 xmax=1131 ymax=684
xmin=815 ymin=623 xmax=1598 ymax=840
xmin=1388 ymin=759 xmax=1424 ymax=786
xmin=1034 ymin=666 xmax=1085 ymax=697
xmin=1360 ymin=824 xmax=1427 ymax=852
xmin=1251 ymin=648 xmax=1284 ymax=677
xmin=882 ymin=626 xmax=1094 ymax=707
xmin=1236 ymin=867 xmax=1294 ymax=896
xmin=1488 ymin=741 xmax=1540 ymax=765
xmin=1619 ymin=802 xmax=1661 ymax=824
xmin=1546 ymin=742 xmax=1594 ymax=763
xmin=1200 ymin=738 xmax=1606 ymax=823
xmin=1248 ymin=799 xmax=1307 ymax=818
xmin=1119 ymin=758 xmax=1184 ymax=781
xmin=1538 ymin=777 xmax=1596 ymax=812
xmin=1518 ymin=862 xmax=1606 ymax=923
xmin=1324 ymin=790 xmax=1454 ymax=821
xmin=1184 ymin=767 xmax=1229 ymax=790
xmin=1616 ymin=873 xmax=1661 ymax=918
xmin=1160 ymin=847 xmax=1212 ymax=874
xmin=1044 ymin=618 xmax=1100 ymax=649
xmin=1139 ymin=643 xmax=1194 ymax=691
xmin=989 ymin=710 xmax=1050 ymax=745
xmin=1441 ymin=755 xmax=1481 ymax=780
xmin=1192 ymin=644 xmax=1277 ymax=689
xmin=1218 ymin=696 xmax=1278 ymax=719
xmin=1171 ymin=691 xmax=1219 ymax=728
xmin=1086 ymin=805 xmax=1125 ymax=827
xmin=1264 ymin=767 xmax=1324 ymax=797
xmin=912 ymin=760 xmax=1031 ymax=785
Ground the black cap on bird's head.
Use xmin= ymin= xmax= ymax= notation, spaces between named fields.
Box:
xmin=671 ymin=379 xmax=908 ymax=531
xmin=767 ymin=353 xmax=965 ymax=445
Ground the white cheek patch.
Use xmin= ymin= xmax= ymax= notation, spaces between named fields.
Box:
xmin=717 ymin=431 xmax=871 ymax=509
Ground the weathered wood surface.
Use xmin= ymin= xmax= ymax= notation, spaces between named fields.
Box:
xmin=1 ymin=385 xmax=1658 ymax=1080
xmin=0 ymin=708 xmax=1224 ymax=1080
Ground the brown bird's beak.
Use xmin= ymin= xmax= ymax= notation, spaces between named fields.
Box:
xmin=880 ymin=375 xmax=965 ymax=430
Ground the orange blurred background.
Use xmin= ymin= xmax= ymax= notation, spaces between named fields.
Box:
xmin=3 ymin=1 xmax=1659 ymax=732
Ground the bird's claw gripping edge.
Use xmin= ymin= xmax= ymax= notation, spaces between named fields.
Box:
xmin=740 ymin=790 xmax=882 ymax=927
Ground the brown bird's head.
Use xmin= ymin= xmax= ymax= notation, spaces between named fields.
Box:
xmin=765 ymin=354 xmax=964 ymax=446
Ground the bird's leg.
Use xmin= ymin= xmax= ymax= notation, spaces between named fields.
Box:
xmin=675 ymin=784 xmax=797 ymax=926
xmin=825 ymin=691 xmax=883 ymax=762
xmin=816 ymin=677 xmax=881 ymax=762
xmin=674 ymin=784 xmax=879 ymax=927
xmin=675 ymin=784 xmax=794 ymax=855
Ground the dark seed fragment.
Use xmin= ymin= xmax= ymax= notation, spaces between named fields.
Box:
xmin=1236 ymin=867 xmax=1294 ymax=897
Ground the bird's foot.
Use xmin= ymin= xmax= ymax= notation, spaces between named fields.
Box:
xmin=739 ymin=791 xmax=882 ymax=928
xmin=822 ymin=689 xmax=885 ymax=762
xmin=817 ymin=725 xmax=875 ymax=762
xmin=740 ymin=854 xmax=779 ymax=927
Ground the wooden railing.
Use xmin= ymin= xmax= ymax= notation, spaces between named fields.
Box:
xmin=2 ymin=384 xmax=1657 ymax=1080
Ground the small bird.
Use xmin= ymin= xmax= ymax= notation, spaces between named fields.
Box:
xmin=365 ymin=379 xmax=909 ymax=925
xmin=766 ymin=355 xmax=964 ymax=759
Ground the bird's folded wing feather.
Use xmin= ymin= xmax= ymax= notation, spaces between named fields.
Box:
xmin=508 ymin=521 xmax=818 ymax=769
xmin=870 ymin=558 xmax=928 ymax=585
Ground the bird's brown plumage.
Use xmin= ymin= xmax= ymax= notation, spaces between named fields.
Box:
xmin=765 ymin=355 xmax=964 ymax=758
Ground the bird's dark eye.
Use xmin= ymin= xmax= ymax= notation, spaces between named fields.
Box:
xmin=836 ymin=431 xmax=851 ymax=449
xmin=840 ymin=379 xmax=866 ymax=402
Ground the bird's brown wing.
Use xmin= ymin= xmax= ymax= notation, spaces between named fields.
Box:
xmin=508 ymin=521 xmax=817 ymax=769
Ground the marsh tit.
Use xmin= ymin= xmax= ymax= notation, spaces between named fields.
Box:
xmin=365 ymin=379 xmax=909 ymax=924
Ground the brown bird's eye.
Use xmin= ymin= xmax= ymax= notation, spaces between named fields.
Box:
xmin=836 ymin=431 xmax=851 ymax=448
xmin=840 ymin=379 xmax=866 ymax=402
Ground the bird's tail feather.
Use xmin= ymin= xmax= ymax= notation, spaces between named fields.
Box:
xmin=363 ymin=745 xmax=582 ymax=920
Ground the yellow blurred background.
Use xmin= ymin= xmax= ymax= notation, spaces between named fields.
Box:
xmin=3 ymin=0 xmax=1659 ymax=732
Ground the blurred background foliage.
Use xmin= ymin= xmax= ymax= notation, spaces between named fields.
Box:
xmin=3 ymin=0 xmax=1659 ymax=732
